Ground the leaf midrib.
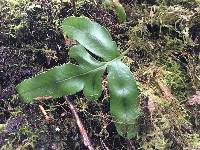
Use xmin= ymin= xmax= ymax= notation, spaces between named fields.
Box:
xmin=19 ymin=44 xmax=124 ymax=95
xmin=63 ymin=24 xmax=118 ymax=59
xmin=19 ymin=63 xmax=107 ymax=95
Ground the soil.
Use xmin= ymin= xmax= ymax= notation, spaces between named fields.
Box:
xmin=0 ymin=0 xmax=200 ymax=150
xmin=0 ymin=1 xmax=131 ymax=149
xmin=0 ymin=47 xmax=41 ymax=120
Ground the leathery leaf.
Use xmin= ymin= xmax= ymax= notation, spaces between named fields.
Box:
xmin=17 ymin=16 xmax=139 ymax=138
xmin=62 ymin=16 xmax=120 ymax=61
xmin=17 ymin=45 xmax=106 ymax=102
xmin=69 ymin=45 xmax=106 ymax=100
xmin=108 ymin=60 xmax=140 ymax=138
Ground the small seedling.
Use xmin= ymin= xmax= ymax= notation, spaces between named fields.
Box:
xmin=101 ymin=0 xmax=127 ymax=23
xmin=16 ymin=16 xmax=139 ymax=139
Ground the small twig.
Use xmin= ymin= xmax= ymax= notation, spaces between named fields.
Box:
xmin=100 ymin=138 xmax=109 ymax=150
xmin=71 ymin=0 xmax=77 ymax=16
xmin=39 ymin=105 xmax=50 ymax=121
xmin=63 ymin=96 xmax=94 ymax=150
xmin=93 ymin=0 xmax=97 ymax=5
xmin=127 ymin=139 xmax=135 ymax=150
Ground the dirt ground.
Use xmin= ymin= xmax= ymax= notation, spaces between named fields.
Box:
xmin=0 ymin=0 xmax=200 ymax=149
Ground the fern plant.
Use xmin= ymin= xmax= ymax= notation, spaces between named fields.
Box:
xmin=16 ymin=16 xmax=139 ymax=139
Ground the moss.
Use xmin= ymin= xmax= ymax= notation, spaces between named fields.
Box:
xmin=127 ymin=2 xmax=196 ymax=100
xmin=0 ymin=117 xmax=39 ymax=149
xmin=136 ymin=68 xmax=200 ymax=149
xmin=156 ymin=0 xmax=198 ymax=5
xmin=1 ymin=0 xmax=199 ymax=149
xmin=127 ymin=2 xmax=200 ymax=149
xmin=161 ymin=57 xmax=193 ymax=100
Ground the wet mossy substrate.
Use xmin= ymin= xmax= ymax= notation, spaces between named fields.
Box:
xmin=0 ymin=1 xmax=131 ymax=149
xmin=0 ymin=0 xmax=200 ymax=149
xmin=126 ymin=1 xmax=200 ymax=149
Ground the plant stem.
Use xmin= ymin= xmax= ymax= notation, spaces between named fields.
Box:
xmin=121 ymin=45 xmax=133 ymax=56
xmin=111 ymin=45 xmax=134 ymax=62
xmin=39 ymin=105 xmax=50 ymax=121
xmin=63 ymin=96 xmax=94 ymax=150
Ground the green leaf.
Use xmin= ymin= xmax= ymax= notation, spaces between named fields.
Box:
xmin=108 ymin=60 xmax=140 ymax=139
xmin=69 ymin=45 xmax=106 ymax=100
xmin=113 ymin=2 xmax=126 ymax=23
xmin=17 ymin=64 xmax=84 ymax=103
xmin=17 ymin=45 xmax=106 ymax=102
xmin=101 ymin=0 xmax=126 ymax=23
xmin=62 ymin=16 xmax=119 ymax=61
xmin=101 ymin=0 xmax=113 ymax=7
xmin=17 ymin=17 xmax=140 ymax=138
